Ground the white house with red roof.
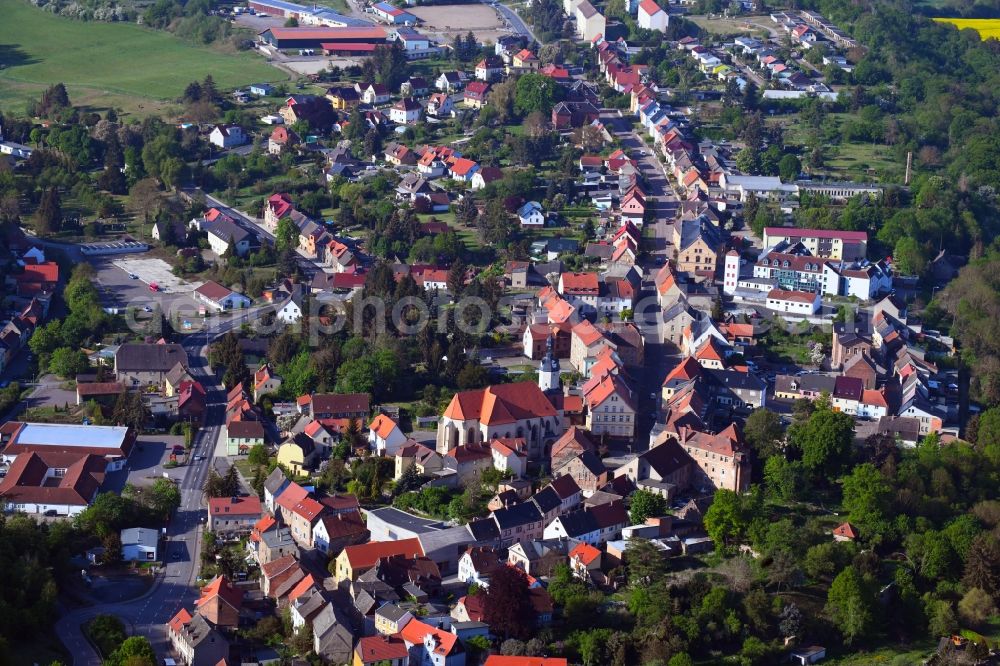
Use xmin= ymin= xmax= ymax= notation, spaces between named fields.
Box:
xmin=435 ymin=381 xmax=566 ymax=459
xmin=765 ymin=288 xmax=821 ymax=315
xmin=448 ymin=157 xmax=479 ymax=181
xmin=194 ymin=281 xmax=252 ymax=312
xmin=398 ymin=617 xmax=464 ymax=666
xmin=389 ymin=97 xmax=422 ymax=125
xmin=369 ymin=413 xmax=407 ymax=456
xmin=637 ymin=0 xmax=668 ymax=31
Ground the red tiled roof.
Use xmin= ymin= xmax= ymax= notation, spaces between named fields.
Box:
xmin=450 ymin=157 xmax=478 ymax=176
xmin=209 ymin=495 xmax=262 ymax=516
xmin=195 ymin=280 xmax=235 ymax=303
xmin=356 ymin=636 xmax=409 ymax=664
xmin=290 ymin=497 xmax=325 ymax=522
xmin=569 ymin=542 xmax=601 ymax=565
xmin=399 ymin=618 xmax=460 ymax=656
xmin=168 ymin=608 xmax=193 ymax=634
xmin=834 ymin=522 xmax=859 ymax=539
xmin=442 ymin=382 xmax=558 ymax=424
xmin=560 ymin=271 xmax=599 ymax=293
xmin=639 ymin=0 xmax=663 ymax=14
xmin=197 ymin=575 xmax=243 ymax=611
xmin=767 ymin=288 xmax=817 ymax=304
xmin=342 ymin=538 xmax=423 ymax=569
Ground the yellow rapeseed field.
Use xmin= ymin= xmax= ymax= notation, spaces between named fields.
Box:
xmin=933 ymin=17 xmax=1000 ymax=40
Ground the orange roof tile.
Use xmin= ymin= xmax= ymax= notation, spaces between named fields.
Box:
xmin=569 ymin=542 xmax=602 ymax=565
xmin=343 ymin=538 xmax=423 ymax=570
xmin=369 ymin=414 xmax=399 ymax=439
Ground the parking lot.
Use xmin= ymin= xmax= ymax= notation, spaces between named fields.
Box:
xmin=91 ymin=257 xmax=202 ymax=320
xmin=111 ymin=257 xmax=202 ymax=294
xmin=103 ymin=434 xmax=187 ymax=494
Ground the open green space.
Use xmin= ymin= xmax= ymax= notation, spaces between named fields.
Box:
xmin=0 ymin=0 xmax=286 ymax=115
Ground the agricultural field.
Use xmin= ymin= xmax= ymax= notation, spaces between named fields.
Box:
xmin=407 ymin=4 xmax=510 ymax=43
xmin=933 ymin=17 xmax=1000 ymax=39
xmin=687 ymin=14 xmax=777 ymax=38
xmin=0 ymin=0 xmax=286 ymax=116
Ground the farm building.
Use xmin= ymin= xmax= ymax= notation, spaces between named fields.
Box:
xmin=259 ymin=26 xmax=388 ymax=50
xmin=372 ymin=1 xmax=418 ymax=24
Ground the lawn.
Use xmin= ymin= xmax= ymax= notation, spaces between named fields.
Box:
xmin=0 ymin=0 xmax=286 ymax=115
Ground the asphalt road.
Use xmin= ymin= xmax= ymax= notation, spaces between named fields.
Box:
xmin=600 ymin=112 xmax=685 ymax=446
xmin=490 ymin=0 xmax=539 ymax=43
xmin=54 ymin=308 xmax=270 ymax=666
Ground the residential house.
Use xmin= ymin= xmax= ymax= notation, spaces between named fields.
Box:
xmin=195 ymin=575 xmax=242 ymax=628
xmin=448 ymin=158 xmax=479 ymax=182
xmin=426 ymin=93 xmax=454 ymax=117
xmin=542 ymin=500 xmax=627 ymax=546
xmin=457 ymin=546 xmax=504 ymax=587
xmin=584 ymin=373 xmax=637 ymax=439
xmin=507 ymin=539 xmax=571 ymax=578
xmin=673 ymin=215 xmax=722 ymax=275
xmin=358 ymin=82 xmax=391 ymax=105
xmin=355 ymin=635 xmax=409 ymax=666
xmin=554 ymin=450 xmax=608 ymax=495
xmin=475 ymin=56 xmax=505 ymax=81
xmin=226 ymin=420 xmax=264 ymax=457
xmin=194 ymin=281 xmax=252 ymax=312
xmin=518 ymin=201 xmax=545 ymax=227
xmin=390 ymin=97 xmax=423 ymax=125
xmin=166 ymin=610 xmax=229 ymax=666
xmin=614 ymin=437 xmax=693 ymax=500
xmin=369 ymin=414 xmax=407 ymax=456
xmin=435 ymin=71 xmax=465 ymax=92
xmin=326 ymin=85 xmax=361 ymax=110
xmin=209 ymin=124 xmax=247 ymax=148
xmin=312 ymin=510 xmax=369 ymax=555
xmin=277 ymin=434 xmax=318 ymax=475
xmin=208 ymin=496 xmax=263 ymax=537
xmin=765 ymin=288 xmax=821 ymax=315
xmin=637 ymin=0 xmax=668 ymax=31
xmin=312 ymin=603 xmax=354 ymax=665
xmin=568 ymin=542 xmax=603 ymax=580
xmin=463 ymin=81 xmax=491 ymax=109
xmin=399 ymin=618 xmax=465 ymax=666
xmin=334 ymin=538 xmax=424 ymax=585
xmin=268 ymin=126 xmax=299 ymax=155
xmin=114 ymin=343 xmax=187 ymax=388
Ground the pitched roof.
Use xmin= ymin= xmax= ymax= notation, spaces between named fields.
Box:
xmin=442 ymin=382 xmax=558 ymax=424
xmin=833 ymin=522 xmax=858 ymax=539
xmin=196 ymin=575 xmax=243 ymax=612
xmin=569 ymin=542 xmax=602 ymax=565
xmin=342 ymin=538 xmax=423 ymax=570
xmin=209 ymin=495 xmax=262 ymax=517
xmin=399 ymin=618 xmax=462 ymax=656
xmin=483 ymin=658 xmax=568 ymax=666
xmin=549 ymin=474 xmax=581 ymax=500
xmin=369 ymin=413 xmax=400 ymax=439
xmin=356 ymin=635 xmax=409 ymax=663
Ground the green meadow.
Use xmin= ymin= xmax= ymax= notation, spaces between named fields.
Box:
xmin=0 ymin=0 xmax=286 ymax=115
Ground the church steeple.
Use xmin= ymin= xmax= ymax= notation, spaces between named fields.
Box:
xmin=539 ymin=334 xmax=560 ymax=393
